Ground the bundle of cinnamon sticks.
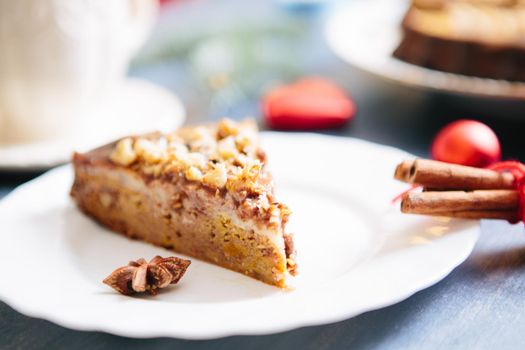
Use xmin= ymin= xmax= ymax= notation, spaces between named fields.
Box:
xmin=394 ymin=159 xmax=519 ymax=221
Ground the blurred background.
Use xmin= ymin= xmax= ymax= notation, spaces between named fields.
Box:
xmin=1 ymin=0 xmax=525 ymax=174
xmin=133 ymin=0 xmax=525 ymax=157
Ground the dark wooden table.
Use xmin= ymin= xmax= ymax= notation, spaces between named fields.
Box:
xmin=2 ymin=4 xmax=525 ymax=348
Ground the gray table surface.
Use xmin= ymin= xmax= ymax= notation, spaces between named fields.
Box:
xmin=2 ymin=7 xmax=525 ymax=349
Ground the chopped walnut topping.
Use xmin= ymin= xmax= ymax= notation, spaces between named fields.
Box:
xmin=186 ymin=126 xmax=209 ymax=142
xmin=134 ymin=139 xmax=165 ymax=163
xmin=258 ymin=194 xmax=271 ymax=211
xmin=110 ymin=137 xmax=137 ymax=166
xmin=235 ymin=133 xmax=253 ymax=153
xmin=168 ymin=142 xmax=189 ymax=156
xmin=269 ymin=210 xmax=281 ymax=227
xmin=217 ymin=136 xmax=238 ymax=159
xmin=186 ymin=152 xmax=208 ymax=168
xmin=103 ymin=256 xmax=191 ymax=296
xmin=226 ymin=159 xmax=263 ymax=193
xmin=108 ymin=119 xmax=268 ymax=194
xmin=203 ymin=163 xmax=228 ymax=188
xmin=217 ymin=118 xmax=239 ymax=139
xmin=185 ymin=166 xmax=204 ymax=182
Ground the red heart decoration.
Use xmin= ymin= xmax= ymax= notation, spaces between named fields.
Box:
xmin=262 ymin=77 xmax=356 ymax=130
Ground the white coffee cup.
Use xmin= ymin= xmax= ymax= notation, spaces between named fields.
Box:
xmin=0 ymin=0 xmax=158 ymax=144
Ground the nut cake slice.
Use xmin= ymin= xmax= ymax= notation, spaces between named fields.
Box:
xmin=71 ymin=119 xmax=297 ymax=287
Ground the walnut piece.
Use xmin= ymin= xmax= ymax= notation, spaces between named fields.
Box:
xmin=134 ymin=139 xmax=165 ymax=163
xmin=217 ymin=118 xmax=239 ymax=139
xmin=185 ymin=166 xmax=203 ymax=181
xmin=109 ymin=137 xmax=137 ymax=166
xmin=103 ymin=256 xmax=191 ymax=296
xmin=203 ymin=163 xmax=228 ymax=188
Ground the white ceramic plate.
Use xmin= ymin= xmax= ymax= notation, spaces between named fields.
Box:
xmin=0 ymin=133 xmax=479 ymax=339
xmin=0 ymin=78 xmax=185 ymax=171
xmin=325 ymin=0 xmax=525 ymax=99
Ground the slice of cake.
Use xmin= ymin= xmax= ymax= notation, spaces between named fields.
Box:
xmin=393 ymin=0 xmax=525 ymax=81
xmin=70 ymin=119 xmax=297 ymax=288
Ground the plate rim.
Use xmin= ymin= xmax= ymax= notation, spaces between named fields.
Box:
xmin=0 ymin=133 xmax=480 ymax=339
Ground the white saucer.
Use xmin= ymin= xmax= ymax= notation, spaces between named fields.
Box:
xmin=325 ymin=0 xmax=525 ymax=100
xmin=0 ymin=78 xmax=185 ymax=171
xmin=0 ymin=133 xmax=479 ymax=339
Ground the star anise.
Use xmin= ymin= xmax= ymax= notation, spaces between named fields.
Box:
xmin=103 ymin=256 xmax=191 ymax=296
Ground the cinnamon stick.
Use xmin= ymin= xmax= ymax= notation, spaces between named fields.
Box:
xmin=401 ymin=190 xmax=518 ymax=213
xmin=394 ymin=159 xmax=515 ymax=190
xmin=406 ymin=209 xmax=518 ymax=222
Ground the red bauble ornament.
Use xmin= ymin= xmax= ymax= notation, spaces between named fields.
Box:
xmin=431 ymin=120 xmax=501 ymax=167
xmin=262 ymin=77 xmax=356 ymax=130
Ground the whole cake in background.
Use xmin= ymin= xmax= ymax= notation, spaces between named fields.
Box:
xmin=393 ymin=0 xmax=525 ymax=81
xmin=71 ymin=119 xmax=297 ymax=288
